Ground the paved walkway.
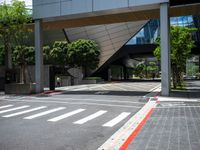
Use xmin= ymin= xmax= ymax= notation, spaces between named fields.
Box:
xmin=127 ymin=80 xmax=200 ymax=150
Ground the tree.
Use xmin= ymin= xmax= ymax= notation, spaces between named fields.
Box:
xmin=13 ymin=46 xmax=34 ymax=83
xmin=68 ymin=39 xmax=100 ymax=77
xmin=0 ymin=0 xmax=31 ymax=69
xmin=133 ymin=63 xmax=146 ymax=78
xmin=146 ymin=61 xmax=159 ymax=80
xmin=50 ymin=41 xmax=69 ymax=66
xmin=154 ymin=26 xmax=196 ymax=88
xmin=43 ymin=45 xmax=51 ymax=65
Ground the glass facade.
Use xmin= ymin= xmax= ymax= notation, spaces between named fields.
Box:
xmin=126 ymin=15 xmax=200 ymax=79
xmin=127 ymin=15 xmax=200 ymax=45
xmin=127 ymin=20 xmax=160 ymax=45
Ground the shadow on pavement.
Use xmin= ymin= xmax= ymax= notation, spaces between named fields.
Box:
xmin=170 ymin=80 xmax=200 ymax=98
xmin=170 ymin=91 xmax=200 ymax=98
xmin=61 ymin=91 xmax=150 ymax=96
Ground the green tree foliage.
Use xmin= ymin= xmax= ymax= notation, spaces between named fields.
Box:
xmin=50 ymin=41 xmax=69 ymax=66
xmin=0 ymin=0 xmax=31 ymax=68
xmin=68 ymin=39 xmax=100 ymax=77
xmin=13 ymin=46 xmax=34 ymax=83
xmin=146 ymin=61 xmax=159 ymax=80
xmin=187 ymin=65 xmax=199 ymax=77
xmin=154 ymin=26 xmax=196 ymax=88
xmin=133 ymin=63 xmax=146 ymax=78
xmin=43 ymin=46 xmax=51 ymax=65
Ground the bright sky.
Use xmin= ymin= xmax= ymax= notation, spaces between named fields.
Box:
xmin=0 ymin=0 xmax=32 ymax=6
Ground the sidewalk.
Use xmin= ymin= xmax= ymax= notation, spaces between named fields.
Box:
xmin=126 ymin=80 xmax=200 ymax=150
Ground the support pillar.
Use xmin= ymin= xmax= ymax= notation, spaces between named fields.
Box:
xmin=35 ymin=19 xmax=44 ymax=93
xmin=160 ymin=3 xmax=171 ymax=96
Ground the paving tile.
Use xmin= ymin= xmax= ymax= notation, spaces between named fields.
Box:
xmin=128 ymin=103 xmax=200 ymax=150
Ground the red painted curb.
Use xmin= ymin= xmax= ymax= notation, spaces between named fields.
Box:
xmin=119 ymin=108 xmax=155 ymax=150
xmin=43 ymin=90 xmax=62 ymax=95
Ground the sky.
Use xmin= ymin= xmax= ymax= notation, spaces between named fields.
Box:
xmin=0 ymin=0 xmax=32 ymax=7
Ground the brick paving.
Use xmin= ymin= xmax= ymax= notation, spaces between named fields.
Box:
xmin=128 ymin=102 xmax=200 ymax=150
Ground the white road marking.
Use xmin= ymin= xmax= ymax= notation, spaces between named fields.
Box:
xmin=108 ymin=85 xmax=127 ymax=91
xmin=2 ymin=106 xmax=47 ymax=118
xmin=97 ymin=101 xmax=157 ymax=150
xmin=149 ymin=84 xmax=161 ymax=92
xmin=74 ymin=110 xmax=107 ymax=124
xmin=24 ymin=107 xmax=65 ymax=119
xmin=48 ymin=109 xmax=85 ymax=122
xmin=0 ymin=106 xmax=30 ymax=114
xmin=1 ymin=99 xmax=141 ymax=108
xmin=0 ymin=105 xmax=13 ymax=109
xmin=34 ymin=97 xmax=145 ymax=105
xmin=102 ymin=112 xmax=131 ymax=127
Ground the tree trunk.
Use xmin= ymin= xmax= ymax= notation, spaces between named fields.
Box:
xmin=4 ymin=35 xmax=12 ymax=69
xmin=27 ymin=66 xmax=33 ymax=83
xmin=172 ymin=65 xmax=177 ymax=89
xmin=20 ymin=65 xmax=27 ymax=84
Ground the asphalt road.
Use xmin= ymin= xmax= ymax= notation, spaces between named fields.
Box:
xmin=0 ymin=81 xmax=160 ymax=150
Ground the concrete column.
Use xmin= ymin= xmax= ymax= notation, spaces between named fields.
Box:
xmin=35 ymin=19 xmax=44 ymax=93
xmin=160 ymin=3 xmax=171 ymax=96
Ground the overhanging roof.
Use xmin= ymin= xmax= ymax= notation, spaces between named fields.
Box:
xmin=38 ymin=4 xmax=200 ymax=30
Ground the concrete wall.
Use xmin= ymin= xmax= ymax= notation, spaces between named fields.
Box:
xmin=33 ymin=0 xmax=169 ymax=19
xmin=28 ymin=66 xmax=82 ymax=87
xmin=0 ymin=66 xmax=82 ymax=89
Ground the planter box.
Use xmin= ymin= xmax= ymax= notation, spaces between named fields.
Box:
xmin=81 ymin=79 xmax=104 ymax=84
xmin=5 ymin=83 xmax=36 ymax=94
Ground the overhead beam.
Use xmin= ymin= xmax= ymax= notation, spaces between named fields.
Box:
xmin=38 ymin=4 xmax=200 ymax=30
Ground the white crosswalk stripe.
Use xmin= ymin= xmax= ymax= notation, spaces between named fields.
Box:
xmin=48 ymin=109 xmax=85 ymax=122
xmin=0 ymin=104 xmax=132 ymax=128
xmin=74 ymin=110 xmax=107 ymax=124
xmin=102 ymin=112 xmax=131 ymax=127
xmin=0 ymin=105 xmax=13 ymax=109
xmin=24 ymin=107 xmax=66 ymax=119
xmin=2 ymin=106 xmax=47 ymax=118
xmin=0 ymin=106 xmax=30 ymax=114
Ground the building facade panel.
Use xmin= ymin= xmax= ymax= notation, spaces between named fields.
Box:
xmin=61 ymin=0 xmax=93 ymax=16
xmin=93 ymin=0 xmax=128 ymax=11
xmin=33 ymin=3 xmax=61 ymax=19
xmin=32 ymin=0 xmax=169 ymax=19
xmin=129 ymin=0 xmax=169 ymax=6
xmin=65 ymin=21 xmax=148 ymax=68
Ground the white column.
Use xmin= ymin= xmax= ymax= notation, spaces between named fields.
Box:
xmin=160 ymin=3 xmax=171 ymax=96
xmin=35 ymin=19 xmax=44 ymax=93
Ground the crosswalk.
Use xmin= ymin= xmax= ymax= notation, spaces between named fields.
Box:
xmin=74 ymin=110 xmax=107 ymax=124
xmin=0 ymin=104 xmax=131 ymax=128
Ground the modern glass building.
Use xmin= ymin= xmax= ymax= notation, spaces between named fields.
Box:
xmin=127 ymin=15 xmax=200 ymax=45
xmin=94 ymin=15 xmax=200 ymax=80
